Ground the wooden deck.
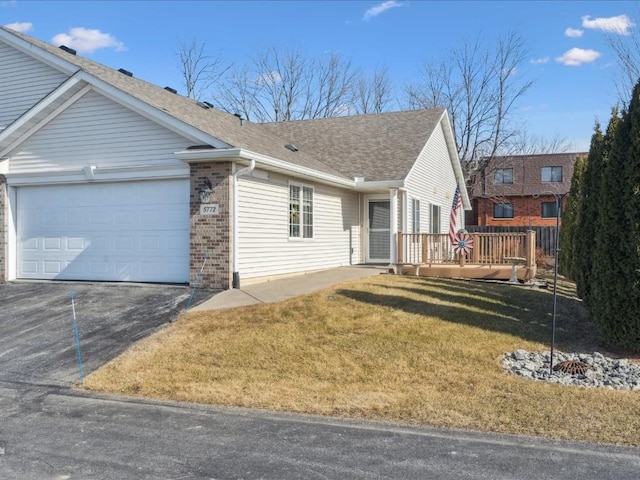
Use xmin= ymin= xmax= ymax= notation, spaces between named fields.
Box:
xmin=396 ymin=231 xmax=537 ymax=282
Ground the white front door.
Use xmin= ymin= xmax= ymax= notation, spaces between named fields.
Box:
xmin=16 ymin=180 xmax=190 ymax=283
xmin=366 ymin=199 xmax=390 ymax=263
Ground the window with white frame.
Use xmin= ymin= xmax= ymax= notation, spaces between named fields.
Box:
xmin=430 ymin=204 xmax=441 ymax=233
xmin=541 ymin=166 xmax=562 ymax=182
xmin=412 ymin=198 xmax=421 ymax=233
xmin=494 ymin=168 xmax=513 ymax=184
xmin=289 ymin=184 xmax=313 ymax=238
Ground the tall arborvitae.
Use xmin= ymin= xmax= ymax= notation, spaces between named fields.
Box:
xmin=610 ymin=80 xmax=640 ymax=348
xmin=574 ymin=123 xmax=604 ymax=304
xmin=558 ymin=154 xmax=587 ymax=280
xmin=590 ymin=107 xmax=625 ymax=341
xmin=622 ymin=82 xmax=640 ymax=348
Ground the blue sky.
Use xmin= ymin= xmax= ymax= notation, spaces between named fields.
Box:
xmin=2 ymin=0 xmax=638 ymax=152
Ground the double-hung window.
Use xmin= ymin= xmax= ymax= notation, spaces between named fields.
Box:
xmin=494 ymin=168 xmax=513 ymax=184
xmin=289 ymin=184 xmax=313 ymax=238
xmin=493 ymin=202 xmax=514 ymax=219
xmin=412 ymin=198 xmax=421 ymax=233
xmin=430 ymin=204 xmax=441 ymax=233
xmin=541 ymin=201 xmax=561 ymax=218
xmin=542 ymin=166 xmax=562 ymax=182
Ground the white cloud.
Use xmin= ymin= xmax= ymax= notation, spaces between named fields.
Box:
xmin=51 ymin=27 xmax=125 ymax=54
xmin=363 ymin=1 xmax=404 ymax=21
xmin=555 ymin=48 xmax=601 ymax=66
xmin=530 ymin=56 xmax=549 ymax=65
xmin=3 ymin=21 xmax=32 ymax=33
xmin=582 ymin=14 xmax=635 ymax=35
xmin=565 ymin=27 xmax=583 ymax=38
xmin=256 ymin=71 xmax=282 ymax=86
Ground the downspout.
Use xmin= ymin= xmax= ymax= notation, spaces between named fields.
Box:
xmin=232 ymin=159 xmax=255 ymax=288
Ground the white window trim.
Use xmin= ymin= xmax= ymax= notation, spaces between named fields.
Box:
xmin=288 ymin=181 xmax=314 ymax=240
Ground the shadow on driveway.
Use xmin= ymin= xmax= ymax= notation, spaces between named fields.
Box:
xmin=0 ymin=282 xmax=215 ymax=386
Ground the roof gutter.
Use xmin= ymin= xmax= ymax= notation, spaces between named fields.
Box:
xmin=176 ymin=147 xmax=355 ymax=188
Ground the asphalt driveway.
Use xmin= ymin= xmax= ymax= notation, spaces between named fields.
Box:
xmin=0 ymin=282 xmax=212 ymax=386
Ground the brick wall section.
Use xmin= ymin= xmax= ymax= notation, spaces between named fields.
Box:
xmin=476 ymin=195 xmax=567 ymax=227
xmin=190 ymin=163 xmax=232 ymax=290
xmin=0 ymin=176 xmax=5 ymax=283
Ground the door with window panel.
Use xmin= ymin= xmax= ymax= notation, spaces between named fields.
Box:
xmin=367 ymin=199 xmax=390 ymax=262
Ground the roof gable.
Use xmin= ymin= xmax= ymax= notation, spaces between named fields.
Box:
xmin=0 ymin=27 xmax=462 ymax=189
xmin=259 ymin=109 xmax=447 ymax=182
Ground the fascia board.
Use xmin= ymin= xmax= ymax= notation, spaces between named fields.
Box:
xmin=176 ymin=147 xmax=355 ymax=188
xmin=75 ymin=71 xmax=230 ymax=149
xmin=0 ymin=28 xmax=78 ymax=75
xmin=353 ymin=179 xmax=405 ymax=192
xmin=4 ymin=163 xmax=189 ymax=186
xmin=438 ymin=111 xmax=471 ymax=209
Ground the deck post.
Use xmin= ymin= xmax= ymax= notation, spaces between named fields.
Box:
xmin=397 ymin=232 xmax=404 ymax=263
xmin=525 ymin=230 xmax=536 ymax=269
xmin=390 ymin=188 xmax=398 ymax=266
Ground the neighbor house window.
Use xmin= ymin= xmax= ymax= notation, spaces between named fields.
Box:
xmin=494 ymin=168 xmax=513 ymax=184
xmin=289 ymin=184 xmax=313 ymax=238
xmin=541 ymin=201 xmax=561 ymax=218
xmin=493 ymin=202 xmax=514 ymax=219
xmin=542 ymin=166 xmax=562 ymax=182
xmin=412 ymin=198 xmax=421 ymax=233
xmin=430 ymin=204 xmax=441 ymax=233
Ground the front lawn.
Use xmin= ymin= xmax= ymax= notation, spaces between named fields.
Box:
xmin=83 ymin=274 xmax=640 ymax=446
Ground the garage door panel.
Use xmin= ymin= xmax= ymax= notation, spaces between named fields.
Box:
xmin=17 ymin=181 xmax=190 ymax=283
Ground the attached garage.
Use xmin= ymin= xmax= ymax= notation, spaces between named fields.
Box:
xmin=16 ymin=180 xmax=190 ymax=283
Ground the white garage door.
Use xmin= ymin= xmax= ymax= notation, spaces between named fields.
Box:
xmin=17 ymin=180 xmax=190 ymax=283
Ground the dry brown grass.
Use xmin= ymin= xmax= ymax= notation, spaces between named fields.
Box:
xmin=83 ymin=274 xmax=640 ymax=446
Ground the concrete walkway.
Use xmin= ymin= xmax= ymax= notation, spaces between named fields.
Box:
xmin=190 ymin=265 xmax=389 ymax=311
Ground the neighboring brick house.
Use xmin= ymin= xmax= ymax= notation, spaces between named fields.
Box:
xmin=466 ymin=152 xmax=587 ymax=227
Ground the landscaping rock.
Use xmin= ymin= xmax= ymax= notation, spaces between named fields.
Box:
xmin=501 ymin=350 xmax=640 ymax=390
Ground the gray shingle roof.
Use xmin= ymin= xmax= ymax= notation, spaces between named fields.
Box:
xmin=260 ymin=109 xmax=447 ymax=181
xmin=3 ymin=27 xmax=448 ymax=183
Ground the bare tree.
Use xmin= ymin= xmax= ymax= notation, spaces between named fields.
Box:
xmin=607 ymin=31 xmax=640 ymax=104
xmin=507 ymin=131 xmax=572 ymax=156
xmin=353 ymin=66 xmax=394 ymax=114
xmin=213 ymin=48 xmax=360 ymax=122
xmin=404 ymin=31 xmax=534 ymax=176
xmin=176 ymin=38 xmax=230 ymax=100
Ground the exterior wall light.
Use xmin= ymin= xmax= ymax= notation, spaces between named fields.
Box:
xmin=199 ymin=177 xmax=213 ymax=204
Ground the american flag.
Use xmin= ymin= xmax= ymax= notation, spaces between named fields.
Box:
xmin=448 ymin=185 xmax=462 ymax=245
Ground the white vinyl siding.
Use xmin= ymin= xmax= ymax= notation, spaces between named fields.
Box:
xmin=404 ymin=122 xmax=462 ymax=236
xmin=0 ymin=42 xmax=69 ymax=128
xmin=237 ymin=173 xmax=360 ymax=280
xmin=8 ymin=90 xmax=192 ymax=173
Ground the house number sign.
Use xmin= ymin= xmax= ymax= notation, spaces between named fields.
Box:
xmin=200 ymin=204 xmax=220 ymax=215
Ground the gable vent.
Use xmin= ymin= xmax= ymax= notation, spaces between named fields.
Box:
xmin=118 ymin=68 xmax=133 ymax=77
xmin=285 ymin=143 xmax=299 ymax=152
xmin=59 ymin=45 xmax=77 ymax=55
xmin=164 ymin=86 xmax=178 ymax=94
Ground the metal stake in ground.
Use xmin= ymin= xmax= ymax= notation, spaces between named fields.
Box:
xmin=70 ymin=290 xmax=85 ymax=383
xmin=185 ymin=251 xmax=210 ymax=311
